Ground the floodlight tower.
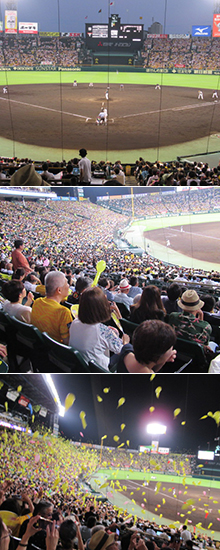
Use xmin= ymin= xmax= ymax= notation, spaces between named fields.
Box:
xmin=214 ymin=1 xmax=220 ymax=13
xmin=5 ymin=1 xmax=17 ymax=9
xmin=146 ymin=422 xmax=167 ymax=452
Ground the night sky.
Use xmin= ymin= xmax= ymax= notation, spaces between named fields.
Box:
xmin=0 ymin=0 xmax=214 ymax=35
xmin=52 ymin=374 xmax=220 ymax=454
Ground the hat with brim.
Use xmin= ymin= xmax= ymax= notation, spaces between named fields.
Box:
xmin=178 ymin=289 xmax=204 ymax=312
xmin=89 ymin=531 xmax=115 ymax=550
xmin=119 ymin=278 xmax=131 ymax=291
xmin=10 ymin=164 xmax=49 ymax=186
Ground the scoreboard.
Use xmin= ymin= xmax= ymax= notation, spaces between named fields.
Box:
xmin=194 ymin=447 xmax=220 ymax=477
xmin=85 ymin=14 xmax=144 ymax=52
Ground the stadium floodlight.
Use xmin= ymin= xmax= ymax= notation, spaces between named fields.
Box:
xmin=41 ymin=374 xmax=65 ymax=417
xmin=146 ymin=423 xmax=167 ymax=435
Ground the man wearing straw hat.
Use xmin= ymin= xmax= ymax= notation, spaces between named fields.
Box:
xmin=169 ymin=289 xmax=212 ymax=347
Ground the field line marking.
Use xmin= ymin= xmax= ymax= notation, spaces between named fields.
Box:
xmin=0 ymin=97 xmax=90 ymax=119
xmin=118 ymin=101 xmax=218 ymax=119
xmin=126 ymin=480 xmax=213 ymax=513
xmin=167 ymin=228 xmax=220 ymax=241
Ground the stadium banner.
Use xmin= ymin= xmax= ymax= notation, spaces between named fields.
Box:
xmin=147 ymin=33 xmax=168 ymax=38
xmin=0 ymin=21 xmax=3 ymax=32
xmin=5 ymin=10 xmax=17 ymax=34
xmin=39 ymin=31 xmax=60 ymax=36
xmin=158 ymin=447 xmax=170 ymax=454
xmin=139 ymin=445 xmax=151 ymax=453
xmin=192 ymin=25 xmax=211 ymax=37
xmin=19 ymin=22 xmax=38 ymax=34
xmin=151 ymin=440 xmax=159 ymax=453
xmin=169 ymin=33 xmax=190 ymax=38
xmin=61 ymin=32 xmax=81 ymax=37
xmin=213 ymin=14 xmax=220 ymax=37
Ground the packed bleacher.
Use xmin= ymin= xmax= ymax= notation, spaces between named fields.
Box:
xmin=0 ymin=35 xmax=83 ymax=67
xmin=141 ymin=37 xmax=220 ymax=70
xmin=0 ymin=192 xmax=220 ymax=373
xmin=1 ymin=35 xmax=220 ymax=71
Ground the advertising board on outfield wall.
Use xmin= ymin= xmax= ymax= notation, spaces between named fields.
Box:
xmin=192 ymin=25 xmax=211 ymax=37
xmin=5 ymin=10 xmax=17 ymax=34
xmin=19 ymin=22 xmax=38 ymax=34
xmin=213 ymin=14 xmax=220 ymax=37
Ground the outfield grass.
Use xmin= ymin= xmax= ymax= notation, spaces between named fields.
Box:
xmin=97 ymin=468 xmax=220 ymax=488
xmin=1 ymin=70 xmax=220 ymax=89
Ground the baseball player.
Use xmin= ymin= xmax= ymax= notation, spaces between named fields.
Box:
xmin=198 ymin=90 xmax=203 ymax=100
xmin=212 ymin=90 xmax=218 ymax=100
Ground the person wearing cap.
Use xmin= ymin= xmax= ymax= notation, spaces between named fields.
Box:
xmin=169 ymin=289 xmax=212 ymax=347
xmin=10 ymin=164 xmax=50 ymax=186
xmin=88 ymin=529 xmax=117 ymax=550
xmin=114 ymin=279 xmax=134 ymax=311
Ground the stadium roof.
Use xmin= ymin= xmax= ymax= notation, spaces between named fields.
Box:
xmin=0 ymin=374 xmax=58 ymax=416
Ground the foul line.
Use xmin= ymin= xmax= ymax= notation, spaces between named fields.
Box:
xmin=118 ymin=101 xmax=219 ymax=120
xmin=168 ymin=228 xmax=220 ymax=241
xmin=0 ymin=96 xmax=90 ymax=120
xmin=126 ymin=480 xmax=214 ymax=513
xmin=0 ymin=96 xmax=218 ymax=122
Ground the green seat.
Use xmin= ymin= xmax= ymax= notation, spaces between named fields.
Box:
xmin=120 ymin=318 xmax=138 ymax=338
xmin=42 ymin=332 xmax=110 ymax=373
xmin=10 ymin=316 xmax=48 ymax=372
xmin=0 ymin=359 xmax=9 ymax=373
xmin=115 ymin=302 xmax=131 ymax=319
xmin=174 ymin=337 xmax=208 ymax=372
xmin=0 ymin=310 xmax=19 ymax=369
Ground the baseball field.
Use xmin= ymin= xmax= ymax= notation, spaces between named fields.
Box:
xmin=90 ymin=469 xmax=220 ymax=538
xmin=0 ymin=70 xmax=220 ymax=162
xmin=124 ymin=212 xmax=220 ymax=271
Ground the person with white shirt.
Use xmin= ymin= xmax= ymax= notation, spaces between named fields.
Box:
xmin=181 ymin=526 xmax=192 ymax=545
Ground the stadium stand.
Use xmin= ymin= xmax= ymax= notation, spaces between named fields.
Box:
xmin=0 ymin=188 xmax=220 ymax=372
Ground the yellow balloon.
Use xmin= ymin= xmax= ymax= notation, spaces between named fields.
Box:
xmin=155 ymin=386 xmax=162 ymax=399
xmin=65 ymin=393 xmax=76 ymax=412
xmin=117 ymin=397 xmax=125 ymax=408
xmin=174 ymin=408 xmax=181 ymax=418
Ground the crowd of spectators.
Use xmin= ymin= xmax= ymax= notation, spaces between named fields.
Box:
xmin=0 ymin=193 xmax=220 ymax=371
xmin=1 ymin=35 xmax=220 ymax=71
xmin=142 ymin=37 xmax=220 ymax=70
xmin=0 ymin=426 xmax=215 ymax=550
xmin=1 ymin=157 xmax=220 ymax=187
xmin=0 ymin=36 xmax=82 ymax=67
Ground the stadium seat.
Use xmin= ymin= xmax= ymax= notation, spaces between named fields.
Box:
xmin=203 ymin=312 xmax=220 ymax=345
xmin=116 ymin=302 xmax=131 ymax=319
xmin=42 ymin=332 xmax=111 ymax=373
xmin=120 ymin=318 xmax=138 ymax=338
xmin=9 ymin=316 xmax=48 ymax=372
xmin=0 ymin=359 xmax=9 ymax=373
xmin=174 ymin=337 xmax=209 ymax=372
xmin=0 ymin=311 xmax=19 ymax=370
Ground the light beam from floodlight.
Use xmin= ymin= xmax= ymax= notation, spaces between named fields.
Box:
xmin=147 ymin=423 xmax=167 ymax=435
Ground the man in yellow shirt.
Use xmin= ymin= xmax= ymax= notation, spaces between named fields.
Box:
xmin=31 ymin=271 xmax=72 ymax=344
